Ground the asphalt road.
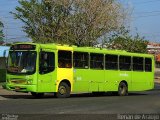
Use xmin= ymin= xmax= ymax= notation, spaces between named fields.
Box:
xmin=0 ymin=83 xmax=160 ymax=114
xmin=0 ymin=83 xmax=160 ymax=120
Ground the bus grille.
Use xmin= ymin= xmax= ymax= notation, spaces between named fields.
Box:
xmin=11 ymin=79 xmax=26 ymax=84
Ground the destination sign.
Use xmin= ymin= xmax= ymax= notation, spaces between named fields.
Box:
xmin=10 ymin=44 xmax=36 ymax=50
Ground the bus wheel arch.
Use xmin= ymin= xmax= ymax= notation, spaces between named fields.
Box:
xmin=118 ymin=80 xmax=128 ymax=96
xmin=56 ymin=79 xmax=71 ymax=98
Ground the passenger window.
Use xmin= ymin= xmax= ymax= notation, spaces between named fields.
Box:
xmin=90 ymin=53 xmax=104 ymax=69
xmin=73 ymin=52 xmax=89 ymax=69
xmin=145 ymin=58 xmax=152 ymax=72
xmin=105 ymin=54 xmax=118 ymax=70
xmin=119 ymin=56 xmax=131 ymax=71
xmin=39 ymin=52 xmax=55 ymax=74
xmin=133 ymin=57 xmax=144 ymax=71
xmin=58 ymin=50 xmax=72 ymax=68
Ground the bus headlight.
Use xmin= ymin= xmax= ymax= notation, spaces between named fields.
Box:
xmin=27 ymin=79 xmax=33 ymax=84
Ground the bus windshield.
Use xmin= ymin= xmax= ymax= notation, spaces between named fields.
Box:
xmin=7 ymin=51 xmax=37 ymax=74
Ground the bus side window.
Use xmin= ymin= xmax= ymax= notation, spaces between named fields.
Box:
xmin=105 ymin=54 xmax=118 ymax=70
xmin=119 ymin=56 xmax=131 ymax=71
xmin=90 ymin=53 xmax=104 ymax=69
xmin=133 ymin=57 xmax=144 ymax=71
xmin=58 ymin=50 xmax=72 ymax=68
xmin=73 ymin=52 xmax=89 ymax=69
xmin=39 ymin=52 xmax=55 ymax=74
xmin=145 ymin=58 xmax=152 ymax=72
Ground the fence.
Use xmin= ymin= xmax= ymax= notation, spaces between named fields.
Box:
xmin=156 ymin=62 xmax=160 ymax=68
xmin=0 ymin=47 xmax=9 ymax=82
xmin=0 ymin=57 xmax=7 ymax=82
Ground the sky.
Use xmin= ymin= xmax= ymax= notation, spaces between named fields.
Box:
xmin=0 ymin=0 xmax=28 ymax=43
xmin=0 ymin=46 xmax=9 ymax=57
xmin=127 ymin=0 xmax=160 ymax=43
xmin=0 ymin=0 xmax=160 ymax=43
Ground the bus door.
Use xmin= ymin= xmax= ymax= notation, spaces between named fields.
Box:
xmin=37 ymin=49 xmax=56 ymax=92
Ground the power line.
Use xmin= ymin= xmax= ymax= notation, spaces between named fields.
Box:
xmin=134 ymin=0 xmax=160 ymax=4
xmin=134 ymin=10 xmax=160 ymax=15
xmin=133 ymin=13 xmax=160 ymax=18
xmin=4 ymin=35 xmax=27 ymax=36
xmin=139 ymin=32 xmax=160 ymax=35
xmin=8 ymin=37 xmax=28 ymax=39
xmin=3 ymin=28 xmax=23 ymax=30
xmin=0 ymin=16 xmax=14 ymax=19
xmin=0 ymin=1 xmax=18 ymax=6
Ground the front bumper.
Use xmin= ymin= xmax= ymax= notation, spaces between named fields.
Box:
xmin=5 ymin=83 xmax=37 ymax=92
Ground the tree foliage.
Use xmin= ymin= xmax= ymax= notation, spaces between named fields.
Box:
xmin=0 ymin=21 xmax=4 ymax=43
xmin=12 ymin=0 xmax=127 ymax=46
xmin=105 ymin=27 xmax=148 ymax=53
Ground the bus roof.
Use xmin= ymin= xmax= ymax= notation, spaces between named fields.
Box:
xmin=73 ymin=46 xmax=153 ymax=58
xmin=11 ymin=42 xmax=153 ymax=58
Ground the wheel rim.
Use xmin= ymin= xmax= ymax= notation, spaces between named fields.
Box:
xmin=120 ymin=85 xmax=126 ymax=95
xmin=59 ymin=86 xmax=66 ymax=95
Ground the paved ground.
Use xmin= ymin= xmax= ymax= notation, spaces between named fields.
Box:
xmin=0 ymin=84 xmax=160 ymax=120
xmin=0 ymin=69 xmax=159 ymax=120
xmin=0 ymin=84 xmax=159 ymax=120
xmin=0 ymin=83 xmax=160 ymax=112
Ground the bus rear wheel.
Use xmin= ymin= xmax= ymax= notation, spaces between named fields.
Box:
xmin=31 ymin=92 xmax=44 ymax=98
xmin=56 ymin=82 xmax=71 ymax=98
xmin=118 ymin=82 xmax=128 ymax=96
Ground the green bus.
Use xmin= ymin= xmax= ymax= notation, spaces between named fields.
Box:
xmin=5 ymin=43 xmax=154 ymax=98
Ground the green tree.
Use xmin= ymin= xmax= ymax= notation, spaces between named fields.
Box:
xmin=105 ymin=27 xmax=148 ymax=53
xmin=0 ymin=21 xmax=4 ymax=43
xmin=12 ymin=0 xmax=127 ymax=46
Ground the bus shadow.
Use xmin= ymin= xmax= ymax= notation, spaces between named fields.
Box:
xmin=70 ymin=92 xmax=148 ymax=98
xmin=0 ymin=92 xmax=148 ymax=99
xmin=0 ymin=94 xmax=56 ymax=99
xmin=0 ymin=95 xmax=34 ymax=99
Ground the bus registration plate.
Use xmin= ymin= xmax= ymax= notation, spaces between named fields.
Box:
xmin=15 ymin=87 xmax=20 ymax=90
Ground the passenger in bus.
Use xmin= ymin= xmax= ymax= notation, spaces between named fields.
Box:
xmin=58 ymin=61 xmax=63 ymax=68
xmin=40 ymin=53 xmax=48 ymax=71
xmin=65 ymin=63 xmax=72 ymax=68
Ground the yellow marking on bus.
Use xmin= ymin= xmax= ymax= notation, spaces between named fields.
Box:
xmin=57 ymin=45 xmax=73 ymax=51
xmin=56 ymin=68 xmax=73 ymax=92
xmin=56 ymin=45 xmax=73 ymax=92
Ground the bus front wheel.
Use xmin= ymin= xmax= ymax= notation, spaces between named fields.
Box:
xmin=56 ymin=82 xmax=71 ymax=98
xmin=118 ymin=82 xmax=128 ymax=96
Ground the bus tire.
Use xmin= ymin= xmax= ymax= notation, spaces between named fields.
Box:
xmin=118 ymin=82 xmax=128 ymax=96
xmin=31 ymin=92 xmax=44 ymax=98
xmin=56 ymin=82 xmax=71 ymax=98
